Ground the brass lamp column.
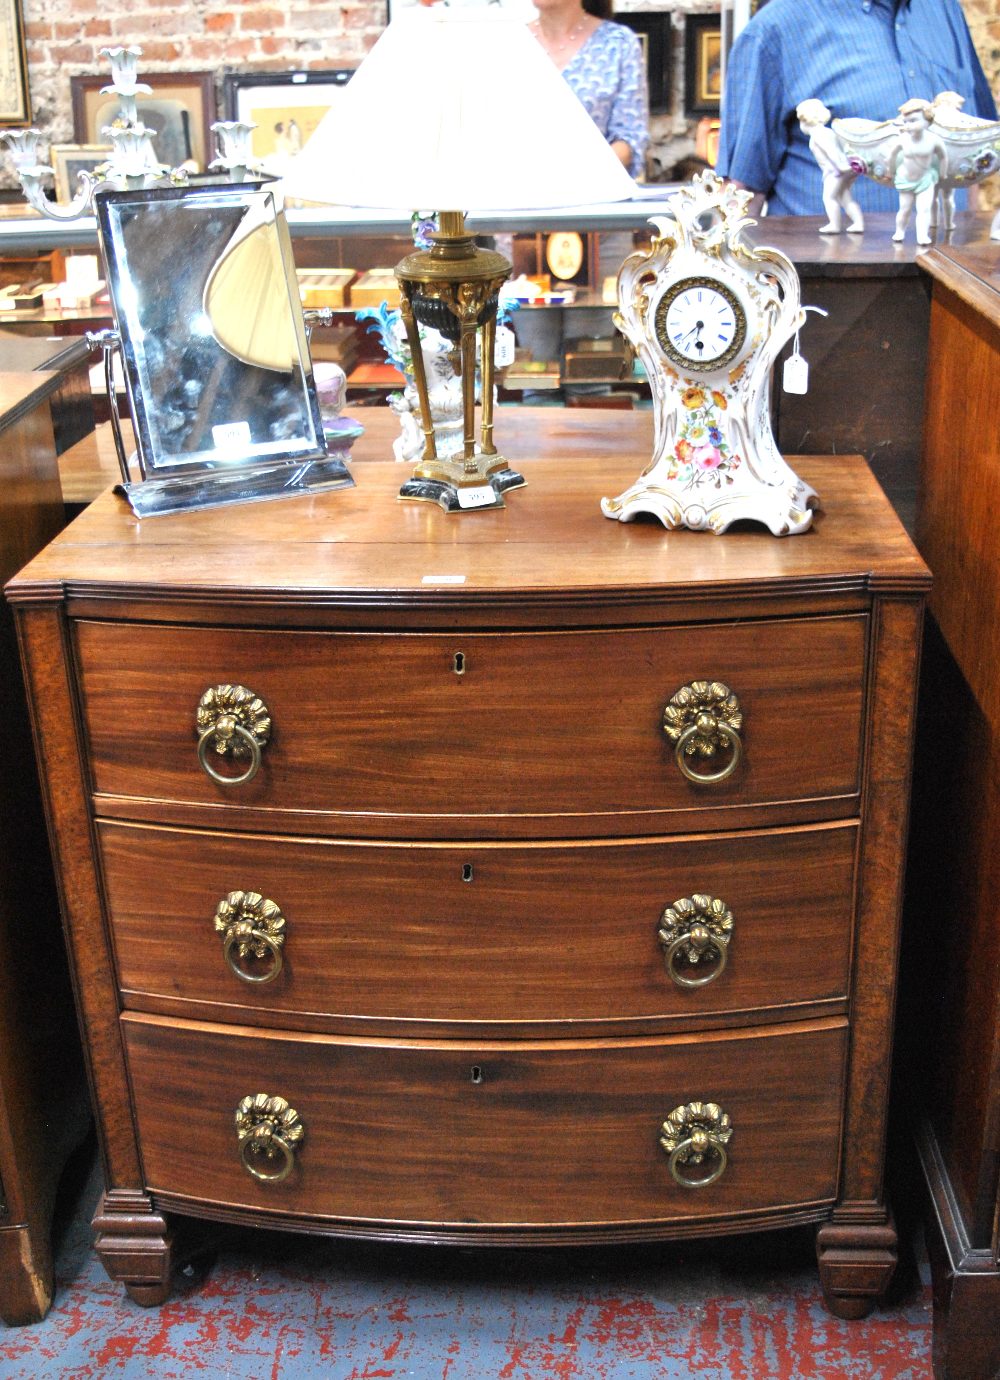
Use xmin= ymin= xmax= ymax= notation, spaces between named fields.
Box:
xmin=394 ymin=210 xmax=525 ymax=511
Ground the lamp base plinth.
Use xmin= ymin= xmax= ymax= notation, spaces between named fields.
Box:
xmin=399 ymin=465 xmax=526 ymax=513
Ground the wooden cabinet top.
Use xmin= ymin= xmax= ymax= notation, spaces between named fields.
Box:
xmin=6 ymin=412 xmax=929 ymax=621
xmin=919 ymin=241 xmax=1000 ymax=328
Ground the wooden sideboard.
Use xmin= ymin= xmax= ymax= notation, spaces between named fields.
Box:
xmin=745 ymin=213 xmax=997 ymax=532
xmin=5 ymin=429 xmax=928 ymax=1317
xmin=902 ymin=242 xmax=1000 ymax=1380
xmin=0 ymin=372 xmax=89 ymax=1324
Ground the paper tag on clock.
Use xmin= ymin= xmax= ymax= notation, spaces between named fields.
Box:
xmin=494 ymin=324 xmax=516 ymax=368
xmin=783 ymin=352 xmax=809 ymax=394
xmin=456 ymin=484 xmax=497 ymax=510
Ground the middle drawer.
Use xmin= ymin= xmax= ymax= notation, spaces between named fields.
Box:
xmin=100 ymin=819 xmax=857 ymax=1032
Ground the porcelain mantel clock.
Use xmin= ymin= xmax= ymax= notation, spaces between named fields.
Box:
xmin=602 ymin=174 xmax=818 ymax=535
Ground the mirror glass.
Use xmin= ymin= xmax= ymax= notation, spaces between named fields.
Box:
xmin=96 ymin=181 xmax=326 ymax=477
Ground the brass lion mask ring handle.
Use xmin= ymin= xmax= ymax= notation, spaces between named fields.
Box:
xmin=235 ymin=1094 xmax=304 ymax=1183
xmin=196 ymin=684 xmax=271 ymax=787
xmin=662 ymin=681 xmax=743 ymax=785
xmin=658 ymin=894 xmax=734 ymax=989
xmin=659 ymin=1101 xmax=733 ymax=1189
xmin=214 ymin=891 xmax=286 ymax=985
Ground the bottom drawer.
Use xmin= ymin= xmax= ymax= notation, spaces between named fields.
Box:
xmin=123 ymin=1015 xmax=847 ymax=1230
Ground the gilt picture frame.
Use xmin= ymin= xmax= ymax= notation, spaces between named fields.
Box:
xmin=222 ymin=69 xmax=354 ymax=169
xmin=70 ymin=71 xmax=217 ymax=172
xmin=0 ymin=0 xmax=30 ymax=125
xmin=51 ymin=144 xmax=112 ymax=204
xmin=685 ymin=13 xmax=722 ymax=115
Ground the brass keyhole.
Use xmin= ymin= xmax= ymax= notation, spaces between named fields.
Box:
xmin=462 ymin=863 xmax=474 ymax=883
xmin=453 ymin=652 xmax=466 ymax=676
xmin=470 ymin=1066 xmax=483 ymax=1084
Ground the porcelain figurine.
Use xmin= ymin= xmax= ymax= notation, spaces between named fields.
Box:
xmin=357 ymin=303 xmax=466 ymax=464
xmin=312 ymin=361 xmax=364 ymax=458
xmin=889 ymin=98 xmax=947 ymax=245
xmin=796 ymin=99 xmax=864 ymax=234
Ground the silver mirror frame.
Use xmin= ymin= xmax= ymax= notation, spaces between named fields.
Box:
xmin=94 ymin=180 xmax=354 ymax=516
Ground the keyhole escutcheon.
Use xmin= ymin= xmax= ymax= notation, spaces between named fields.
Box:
xmin=453 ymin=651 xmax=466 ymax=676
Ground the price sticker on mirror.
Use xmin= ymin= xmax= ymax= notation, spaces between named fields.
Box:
xmin=456 ymin=484 xmax=497 ymax=510
xmin=212 ymin=421 xmax=253 ymax=451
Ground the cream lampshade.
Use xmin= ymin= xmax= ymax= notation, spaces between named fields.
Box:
xmin=282 ymin=7 xmax=638 ymax=511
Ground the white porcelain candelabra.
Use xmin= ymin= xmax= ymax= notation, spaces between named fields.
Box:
xmin=1 ymin=47 xmax=262 ymax=220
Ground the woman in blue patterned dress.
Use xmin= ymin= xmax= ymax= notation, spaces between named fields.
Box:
xmin=529 ymin=0 xmax=648 ymax=179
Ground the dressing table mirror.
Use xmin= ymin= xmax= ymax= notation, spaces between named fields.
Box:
xmin=95 ymin=181 xmax=354 ymax=516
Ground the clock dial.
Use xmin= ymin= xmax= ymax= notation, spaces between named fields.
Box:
xmin=654 ymin=277 xmax=747 ymax=373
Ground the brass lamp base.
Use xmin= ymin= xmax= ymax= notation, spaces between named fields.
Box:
xmin=395 ymin=209 xmax=522 ymax=512
xmin=399 ymin=465 xmax=525 ymax=513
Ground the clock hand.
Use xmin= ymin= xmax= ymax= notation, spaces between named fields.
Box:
xmin=679 ymin=320 xmax=706 ymax=347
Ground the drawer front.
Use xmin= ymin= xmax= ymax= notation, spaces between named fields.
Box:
xmin=101 ymin=821 xmax=856 ymax=1029
xmin=76 ymin=616 xmax=866 ymax=823
xmin=123 ymin=1015 xmax=847 ymax=1227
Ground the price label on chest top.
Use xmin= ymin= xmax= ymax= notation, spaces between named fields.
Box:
xmin=456 ymin=484 xmax=497 ymax=510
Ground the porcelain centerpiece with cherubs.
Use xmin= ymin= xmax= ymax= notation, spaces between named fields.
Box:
xmin=815 ymin=91 xmax=1000 ymax=241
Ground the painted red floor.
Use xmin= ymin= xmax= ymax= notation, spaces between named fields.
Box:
xmin=0 ymin=1148 xmax=933 ymax=1379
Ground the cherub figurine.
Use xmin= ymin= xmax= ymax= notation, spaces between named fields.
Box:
xmin=796 ymin=98 xmax=864 ymax=233
xmin=890 ymin=97 xmax=946 ymax=245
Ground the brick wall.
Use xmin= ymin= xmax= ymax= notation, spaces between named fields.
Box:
xmin=6 ymin=0 xmax=999 ymax=193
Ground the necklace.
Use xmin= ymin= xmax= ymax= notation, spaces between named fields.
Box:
xmin=531 ymin=14 xmax=589 ymax=59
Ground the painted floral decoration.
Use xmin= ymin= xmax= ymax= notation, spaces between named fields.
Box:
xmin=667 ymin=387 xmax=741 ymax=487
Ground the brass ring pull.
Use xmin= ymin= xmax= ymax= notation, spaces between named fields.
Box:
xmin=658 ymin=894 xmax=733 ymax=989
xmin=197 ymin=722 xmax=262 ymax=786
xmin=663 ymin=930 xmax=729 ymax=987
xmin=659 ymin=1101 xmax=733 ymax=1189
xmin=223 ymin=927 xmax=284 ymax=983
xmin=674 ymin=719 xmax=742 ymax=783
xmin=214 ymin=892 xmax=286 ymax=985
xmin=195 ymin=684 xmax=271 ymax=787
xmin=667 ymin=1135 xmax=728 ymax=1189
xmin=235 ymin=1094 xmax=303 ymax=1183
xmin=662 ymin=681 xmax=744 ymax=786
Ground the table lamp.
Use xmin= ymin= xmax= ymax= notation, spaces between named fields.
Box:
xmin=282 ymin=7 xmax=637 ymax=511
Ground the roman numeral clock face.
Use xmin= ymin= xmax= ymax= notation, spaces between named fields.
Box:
xmin=654 ymin=276 xmax=748 ymax=374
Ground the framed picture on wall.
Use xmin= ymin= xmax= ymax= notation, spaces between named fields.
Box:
xmin=617 ymin=12 xmax=672 ymax=115
xmin=222 ymin=70 xmax=354 ymax=172
xmin=71 ymin=72 xmax=217 ymax=172
xmin=0 ymin=0 xmax=31 ymax=124
xmin=685 ymin=13 xmax=723 ymax=115
xmin=50 ymin=144 xmax=112 ymax=203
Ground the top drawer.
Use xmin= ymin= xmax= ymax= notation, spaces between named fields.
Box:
xmin=74 ymin=615 xmax=866 ymax=831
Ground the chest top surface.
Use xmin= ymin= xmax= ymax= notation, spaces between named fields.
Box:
xmin=5 ymin=418 xmax=928 ymax=618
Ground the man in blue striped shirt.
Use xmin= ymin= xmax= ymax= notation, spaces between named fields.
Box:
xmin=716 ymin=0 xmax=997 ymax=215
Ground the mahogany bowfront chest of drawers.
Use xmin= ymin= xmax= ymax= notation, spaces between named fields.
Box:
xmin=5 ymin=441 xmax=929 ymax=1317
